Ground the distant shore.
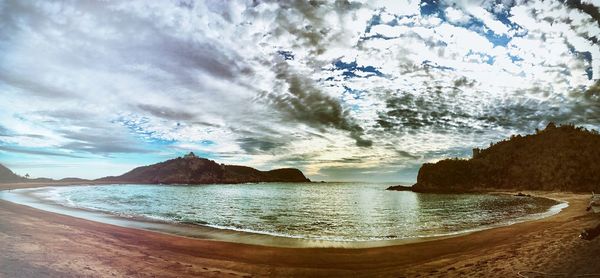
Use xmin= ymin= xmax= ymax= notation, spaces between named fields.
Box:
xmin=0 ymin=181 xmax=129 ymax=190
xmin=1 ymin=182 xmax=600 ymax=277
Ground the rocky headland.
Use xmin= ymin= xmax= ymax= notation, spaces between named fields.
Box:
xmin=389 ymin=123 xmax=600 ymax=193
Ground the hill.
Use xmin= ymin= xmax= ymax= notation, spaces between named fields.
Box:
xmin=97 ymin=152 xmax=311 ymax=184
xmin=0 ymin=164 xmax=25 ymax=183
xmin=390 ymin=123 xmax=600 ymax=193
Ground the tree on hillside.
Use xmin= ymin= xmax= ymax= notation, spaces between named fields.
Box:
xmin=412 ymin=123 xmax=600 ymax=193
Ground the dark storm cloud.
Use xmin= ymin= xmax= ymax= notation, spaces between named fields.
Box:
xmin=376 ymin=91 xmax=472 ymax=132
xmin=453 ymin=76 xmax=476 ymax=88
xmin=584 ymin=79 xmax=600 ymax=98
xmin=375 ymin=86 xmax=600 ymax=135
xmin=263 ymin=62 xmax=372 ymax=147
xmin=479 ymin=98 xmax=577 ymax=129
xmin=237 ymin=137 xmax=285 ymax=154
xmin=0 ymin=146 xmax=83 ymax=158
xmin=565 ymin=0 xmax=600 ymax=26
xmin=555 ymin=1 xmax=600 ymax=44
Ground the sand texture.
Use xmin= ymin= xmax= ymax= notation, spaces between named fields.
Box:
xmin=1 ymin=183 xmax=599 ymax=277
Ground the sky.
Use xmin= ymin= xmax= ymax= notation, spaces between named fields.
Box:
xmin=0 ymin=0 xmax=599 ymax=182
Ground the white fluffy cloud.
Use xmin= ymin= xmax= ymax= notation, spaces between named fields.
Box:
xmin=445 ymin=6 xmax=471 ymax=24
xmin=0 ymin=0 xmax=599 ymax=181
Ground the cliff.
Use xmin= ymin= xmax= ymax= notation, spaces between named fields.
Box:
xmin=394 ymin=123 xmax=600 ymax=193
xmin=97 ymin=152 xmax=310 ymax=184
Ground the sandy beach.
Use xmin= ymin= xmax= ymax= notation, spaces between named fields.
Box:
xmin=1 ymin=183 xmax=600 ymax=278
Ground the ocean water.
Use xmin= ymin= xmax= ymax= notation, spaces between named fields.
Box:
xmin=38 ymin=183 xmax=561 ymax=242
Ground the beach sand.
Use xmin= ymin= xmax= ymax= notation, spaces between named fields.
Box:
xmin=1 ymin=183 xmax=599 ymax=277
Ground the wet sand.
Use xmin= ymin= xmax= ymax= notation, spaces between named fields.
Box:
xmin=1 ymin=182 xmax=600 ymax=277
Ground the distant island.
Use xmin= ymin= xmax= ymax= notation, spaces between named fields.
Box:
xmin=389 ymin=123 xmax=600 ymax=193
xmin=0 ymin=152 xmax=310 ymax=184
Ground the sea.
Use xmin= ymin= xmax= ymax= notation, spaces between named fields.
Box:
xmin=27 ymin=182 xmax=564 ymax=242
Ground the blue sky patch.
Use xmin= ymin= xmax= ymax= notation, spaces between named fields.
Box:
xmin=277 ymin=50 xmax=294 ymax=60
xmin=333 ymin=60 xmax=384 ymax=79
xmin=420 ymin=0 xmax=441 ymax=17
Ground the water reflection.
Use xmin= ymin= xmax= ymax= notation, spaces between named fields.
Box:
xmin=36 ymin=183 xmax=559 ymax=241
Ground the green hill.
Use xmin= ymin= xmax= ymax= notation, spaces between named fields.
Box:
xmin=0 ymin=164 xmax=25 ymax=183
xmin=97 ymin=152 xmax=310 ymax=184
xmin=394 ymin=123 xmax=600 ymax=193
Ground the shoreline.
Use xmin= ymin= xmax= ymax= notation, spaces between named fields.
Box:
xmin=0 ymin=184 xmax=569 ymax=248
xmin=1 ymin=182 xmax=600 ymax=277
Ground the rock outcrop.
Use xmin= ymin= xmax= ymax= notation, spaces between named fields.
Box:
xmin=97 ymin=152 xmax=311 ymax=184
xmin=390 ymin=124 xmax=600 ymax=193
xmin=385 ymin=185 xmax=413 ymax=191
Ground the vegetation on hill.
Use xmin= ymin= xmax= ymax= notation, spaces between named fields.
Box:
xmin=98 ymin=152 xmax=311 ymax=184
xmin=0 ymin=164 xmax=25 ymax=183
xmin=2 ymin=152 xmax=309 ymax=185
xmin=395 ymin=123 xmax=600 ymax=193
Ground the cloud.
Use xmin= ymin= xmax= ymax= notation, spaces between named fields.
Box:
xmin=465 ymin=6 xmax=510 ymax=35
xmin=0 ymin=146 xmax=83 ymax=158
xmin=0 ymin=125 xmax=10 ymax=136
xmin=445 ymin=7 xmax=471 ymax=24
xmin=371 ymin=0 xmax=420 ymax=16
xmin=261 ymin=62 xmax=373 ymax=147
xmin=567 ymin=0 xmax=600 ymax=30
xmin=0 ymin=72 xmax=75 ymax=98
xmin=237 ymin=137 xmax=285 ymax=154
xmin=136 ymin=104 xmax=197 ymax=121
xmin=0 ymin=0 xmax=599 ymax=181
xmin=59 ymin=128 xmax=155 ymax=154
